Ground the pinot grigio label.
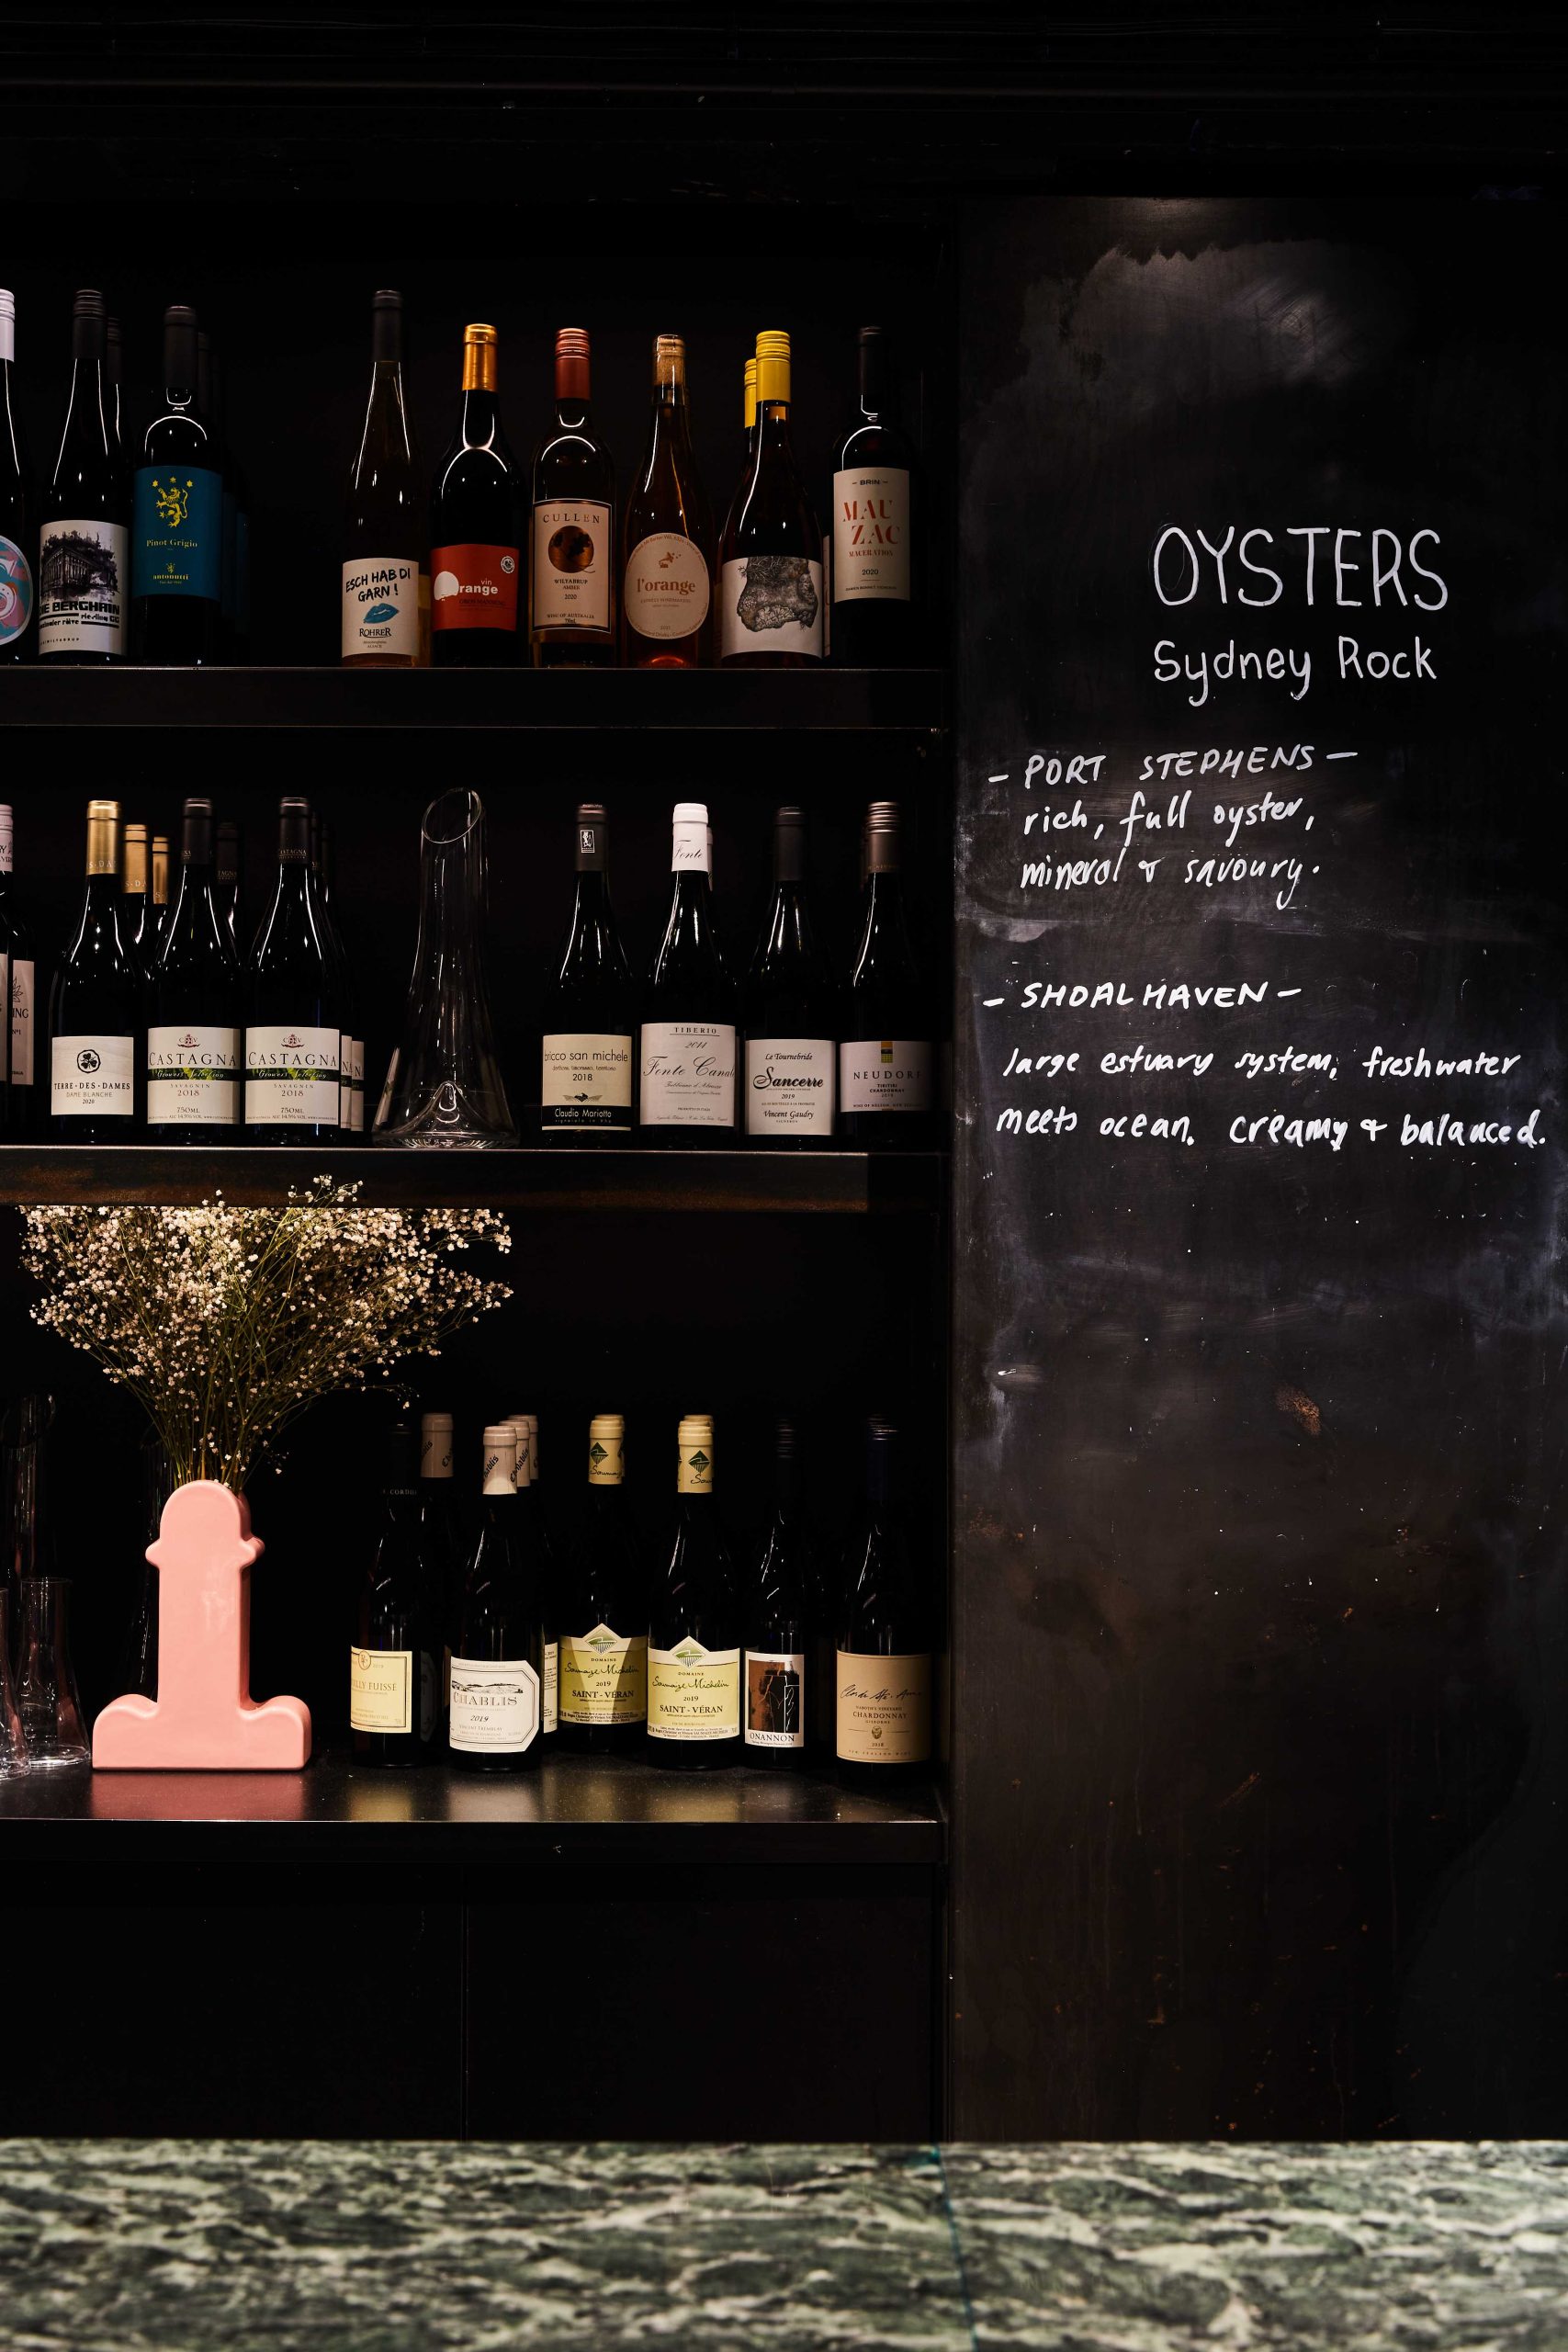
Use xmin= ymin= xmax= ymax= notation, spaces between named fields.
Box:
xmin=744 ymin=1036 xmax=835 ymax=1136
xmin=38 ymin=519 xmax=128 ymax=658
xmin=832 ymin=467 xmax=911 ymax=602
xmin=623 ymin=530 xmax=711 ymax=639
xmin=51 ymin=1034 xmax=135 ymax=1118
xmin=541 ymin=1030 xmax=633 ymax=1125
xmin=640 ymin=1020 xmax=736 ymax=1127
xmin=839 ymin=1036 xmax=932 ymax=1114
xmin=147 ymin=1023 xmax=241 ymax=1125
xmin=449 ymin=1655 xmax=541 ymax=1753
xmin=720 ymin=554 xmax=824 ymax=660
xmin=244 ymin=1024 xmax=340 ymax=1125
xmin=341 ymin=557 xmax=420 ymax=660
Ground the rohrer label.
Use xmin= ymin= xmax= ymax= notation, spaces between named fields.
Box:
xmin=720 ymin=554 xmax=823 ymax=659
xmin=648 ymin=1635 xmax=740 ymax=1741
xmin=0 ymin=534 xmax=34 ymax=647
xmin=840 ymin=1037 xmax=932 ymax=1114
xmin=431 ymin=542 xmax=519 ymax=633
xmin=832 ymin=467 xmax=910 ymax=603
xmin=38 ymin=519 xmax=128 ymax=657
xmin=51 ymin=1034 xmax=134 ymax=1118
xmin=147 ymin=1023 xmax=240 ymax=1125
xmin=541 ymin=1030 xmax=633 ymax=1123
xmin=449 ymin=1655 xmax=541 ymax=1753
xmin=341 ymin=557 xmax=421 ymax=659
xmin=533 ymin=499 xmax=611 ymax=633
xmin=244 ymin=1024 xmax=340 ymax=1126
xmin=560 ymin=1625 xmax=648 ymax=1726
xmin=624 ymin=530 xmax=710 ymax=639
xmin=640 ymin=1020 xmax=736 ymax=1127
xmin=746 ymin=1648 xmax=807 ymax=1748
xmin=745 ymin=1037 xmax=835 ymax=1136
xmin=836 ymin=1649 xmax=931 ymax=1766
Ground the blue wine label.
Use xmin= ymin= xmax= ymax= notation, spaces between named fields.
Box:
xmin=0 ymin=532 xmax=33 ymax=646
xmin=132 ymin=465 xmax=222 ymax=602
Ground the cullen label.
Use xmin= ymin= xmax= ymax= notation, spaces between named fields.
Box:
xmin=341 ymin=557 xmax=421 ymax=659
xmin=648 ymin=1635 xmax=741 ymax=1741
xmin=51 ymin=1035 xmax=135 ymax=1118
xmin=836 ymin=1649 xmax=931 ymax=1766
xmin=839 ymin=1037 xmax=932 ymax=1114
xmin=147 ymin=1024 xmax=240 ymax=1125
xmin=533 ymin=499 xmax=611 ymax=632
xmin=832 ymin=467 xmax=910 ymax=603
xmin=449 ymin=1656 xmax=541 ymax=1753
xmin=624 ymin=531 xmax=710 ymax=639
xmin=745 ymin=1037 xmax=835 ymax=1136
xmin=746 ymin=1649 xmax=807 ymax=1749
xmin=720 ymin=554 xmax=823 ymax=659
xmin=244 ymin=1023 xmax=341 ymax=1125
xmin=351 ymin=1645 xmax=412 ymax=1735
xmin=38 ymin=519 xmax=128 ymax=658
xmin=640 ymin=1020 xmax=736 ymax=1127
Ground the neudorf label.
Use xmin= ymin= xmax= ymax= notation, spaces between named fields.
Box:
xmin=745 ymin=1036 xmax=835 ymax=1136
xmin=541 ymin=1030 xmax=633 ymax=1126
xmin=341 ymin=557 xmax=420 ymax=659
xmin=431 ymin=541 xmax=519 ymax=633
xmin=832 ymin=467 xmax=911 ymax=603
xmin=639 ymin=1019 xmax=736 ymax=1127
xmin=132 ymin=465 xmax=222 ymax=601
xmin=560 ymin=1624 xmax=648 ymax=1726
xmin=449 ymin=1655 xmax=541 ymax=1753
xmin=836 ymin=1648 xmax=931 ymax=1766
xmin=0 ymin=533 xmax=34 ymax=647
xmin=244 ymin=1023 xmax=341 ymax=1125
xmin=38 ymin=519 xmax=128 ymax=657
xmin=720 ymin=554 xmax=823 ymax=659
xmin=351 ymin=1645 xmax=412 ymax=1735
xmin=147 ymin=1023 xmax=241 ymax=1125
xmin=533 ymin=499 xmax=611 ymax=632
xmin=839 ymin=1036 xmax=932 ymax=1114
xmin=624 ymin=530 xmax=711 ymax=639
xmin=746 ymin=1648 xmax=807 ymax=1749
xmin=51 ymin=1034 xmax=134 ymax=1118
xmin=9 ymin=958 xmax=34 ymax=1084
xmin=648 ymin=1635 xmax=740 ymax=1741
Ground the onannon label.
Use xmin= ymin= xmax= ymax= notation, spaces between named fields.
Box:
xmin=38 ymin=518 xmax=128 ymax=657
xmin=51 ymin=1034 xmax=134 ymax=1118
xmin=341 ymin=557 xmax=421 ymax=660
xmin=746 ymin=1648 xmax=807 ymax=1749
xmin=449 ymin=1655 xmax=540 ymax=1754
xmin=719 ymin=554 xmax=823 ymax=660
xmin=541 ymin=1030 xmax=633 ymax=1124
xmin=836 ymin=1649 xmax=931 ymax=1766
xmin=648 ymin=1635 xmax=740 ymax=1741
xmin=640 ymin=1020 xmax=736 ymax=1127
xmin=431 ymin=541 xmax=519 ymax=633
xmin=533 ymin=499 xmax=612 ymax=633
xmin=624 ymin=530 xmax=711 ymax=639
xmin=147 ymin=1023 xmax=240 ymax=1125
xmin=244 ymin=1024 xmax=340 ymax=1125
xmin=560 ymin=1624 xmax=648 ymax=1726
xmin=351 ymin=1645 xmax=412 ymax=1735
xmin=840 ymin=1037 xmax=932 ymax=1114
xmin=745 ymin=1037 xmax=835 ymax=1136
xmin=833 ymin=467 xmax=911 ymax=604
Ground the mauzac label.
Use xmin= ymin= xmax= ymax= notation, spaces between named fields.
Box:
xmin=832 ymin=467 xmax=910 ymax=604
xmin=132 ymin=465 xmax=223 ymax=602
xmin=431 ymin=542 xmax=519 ymax=633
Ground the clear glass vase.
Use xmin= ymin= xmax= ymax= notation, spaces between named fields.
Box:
xmin=16 ymin=1577 xmax=89 ymax=1770
xmin=373 ymin=787 xmax=517 ymax=1149
xmin=0 ymin=1594 xmax=26 ymax=1777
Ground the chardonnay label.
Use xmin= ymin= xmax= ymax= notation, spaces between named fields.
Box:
xmin=746 ymin=1649 xmax=807 ymax=1749
xmin=543 ymin=1640 xmax=558 ymax=1735
xmin=38 ymin=519 xmax=128 ymax=657
xmin=0 ymin=534 xmax=34 ymax=647
xmin=744 ymin=1037 xmax=835 ymax=1137
xmin=51 ymin=1034 xmax=134 ymax=1118
xmin=533 ymin=499 xmax=611 ymax=633
xmin=624 ymin=530 xmax=711 ymax=639
xmin=341 ymin=557 xmax=420 ymax=660
xmin=9 ymin=957 xmax=34 ymax=1085
xmin=541 ymin=1030 xmax=633 ymax=1125
xmin=351 ymin=1645 xmax=412 ymax=1735
xmin=832 ymin=467 xmax=910 ymax=604
xmin=244 ymin=1023 xmax=340 ymax=1126
xmin=648 ymin=1635 xmax=740 ymax=1742
xmin=147 ymin=1023 xmax=240 ymax=1125
xmin=839 ymin=1037 xmax=932 ymax=1114
xmin=449 ymin=1655 xmax=541 ymax=1754
xmin=431 ymin=541 xmax=520 ymax=634
xmin=132 ymin=465 xmax=222 ymax=602
xmin=719 ymin=554 xmax=823 ymax=660
xmin=836 ymin=1649 xmax=932 ymax=1767
xmin=560 ymin=1624 xmax=648 ymax=1726
xmin=639 ymin=1020 xmax=736 ymax=1128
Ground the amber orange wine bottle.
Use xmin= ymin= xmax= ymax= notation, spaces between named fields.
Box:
xmin=719 ymin=329 xmax=823 ymax=667
xmin=620 ymin=333 xmax=712 ymax=668
xmin=530 ymin=327 xmax=615 ymax=667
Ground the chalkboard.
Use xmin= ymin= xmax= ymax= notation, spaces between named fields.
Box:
xmin=953 ymin=198 xmax=1566 ymax=2136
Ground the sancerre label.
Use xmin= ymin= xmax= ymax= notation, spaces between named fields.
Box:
xmin=431 ymin=541 xmax=519 ymax=633
xmin=533 ymin=499 xmax=612 ymax=633
xmin=746 ymin=1648 xmax=807 ymax=1749
xmin=639 ymin=1020 xmax=736 ymax=1128
xmin=341 ymin=556 xmax=421 ymax=660
xmin=147 ymin=1023 xmax=240 ymax=1125
xmin=132 ymin=465 xmax=223 ymax=602
xmin=541 ymin=1030 xmax=633 ymax=1125
xmin=449 ymin=1655 xmax=541 ymax=1753
xmin=839 ymin=1036 xmax=932 ymax=1114
xmin=648 ymin=1635 xmax=741 ymax=1742
xmin=624 ymin=530 xmax=711 ymax=639
xmin=244 ymin=1023 xmax=341 ymax=1126
xmin=832 ymin=467 xmax=911 ymax=604
xmin=836 ymin=1648 xmax=932 ymax=1766
xmin=560 ymin=1624 xmax=648 ymax=1726
xmin=351 ymin=1645 xmax=412 ymax=1735
xmin=9 ymin=958 xmax=34 ymax=1085
xmin=745 ymin=1036 xmax=835 ymax=1136
xmin=38 ymin=519 xmax=128 ymax=657
xmin=0 ymin=533 xmax=35 ymax=647
xmin=51 ymin=1034 xmax=135 ymax=1118
xmin=720 ymin=554 xmax=823 ymax=659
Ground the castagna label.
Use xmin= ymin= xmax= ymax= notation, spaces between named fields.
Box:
xmin=147 ymin=1023 xmax=241 ymax=1125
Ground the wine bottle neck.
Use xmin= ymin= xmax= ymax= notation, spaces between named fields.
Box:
xmin=458 ymin=387 xmax=502 ymax=445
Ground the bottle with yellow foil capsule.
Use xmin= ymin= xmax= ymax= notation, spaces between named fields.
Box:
xmin=49 ymin=798 xmax=143 ymax=1139
xmin=718 ymin=330 xmax=823 ymax=667
xmin=558 ymin=1413 xmax=648 ymax=1756
xmin=647 ymin=1414 xmax=741 ymax=1769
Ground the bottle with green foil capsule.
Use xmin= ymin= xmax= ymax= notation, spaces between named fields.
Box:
xmin=133 ymin=304 xmax=222 ymax=663
xmin=558 ymin=1413 xmax=648 ymax=1756
xmin=647 ymin=1414 xmax=741 ymax=1769
xmin=450 ymin=1425 xmax=546 ymax=1772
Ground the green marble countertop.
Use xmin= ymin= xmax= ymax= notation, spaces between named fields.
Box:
xmin=2 ymin=2141 xmax=1564 ymax=2348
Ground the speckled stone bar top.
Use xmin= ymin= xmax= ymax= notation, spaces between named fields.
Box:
xmin=2 ymin=2140 xmax=1564 ymax=2349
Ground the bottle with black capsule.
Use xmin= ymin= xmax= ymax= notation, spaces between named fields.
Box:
xmin=353 ymin=1419 xmax=442 ymax=1766
xmin=647 ymin=1414 xmax=741 ymax=1769
xmin=830 ymin=325 xmax=922 ymax=666
xmin=312 ymin=812 xmax=362 ymax=1136
xmin=742 ymin=806 xmax=837 ymax=1147
xmin=744 ymin=1419 xmax=811 ymax=1770
xmin=0 ymin=806 xmax=38 ymax=1135
xmin=418 ymin=1410 xmax=464 ymax=1710
xmin=839 ymin=799 xmax=934 ymax=1147
xmin=49 ymin=799 xmax=143 ymax=1139
xmin=541 ymin=802 xmax=636 ymax=1138
xmin=0 ymin=289 xmax=37 ymax=664
xmin=150 ymin=834 xmax=171 ymax=955
xmin=133 ymin=303 xmax=222 ymax=663
xmin=638 ymin=801 xmax=738 ymax=1147
xmin=104 ymin=318 xmax=126 ymax=459
xmin=558 ymin=1413 xmax=647 ymax=1756
xmin=39 ymin=290 xmax=128 ymax=663
xmin=146 ymin=796 xmax=243 ymax=1142
xmin=450 ymin=1424 xmax=547 ymax=1771
xmin=244 ymin=796 xmax=342 ymax=1143
xmin=343 ymin=288 xmax=423 ymax=668
xmin=836 ymin=1418 xmax=932 ymax=1788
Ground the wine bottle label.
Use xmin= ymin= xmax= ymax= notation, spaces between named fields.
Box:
xmin=544 ymin=1640 xmax=558 ymax=1734
xmin=744 ymin=1038 xmax=835 ymax=1136
xmin=0 ymin=534 xmax=34 ymax=647
xmin=351 ymin=1644 xmax=412 ymax=1735
xmin=623 ymin=531 xmax=711 ymax=639
xmin=839 ymin=1037 xmax=932 ymax=1114
xmin=832 ymin=468 xmax=911 ymax=604
xmin=51 ymin=1034 xmax=135 ymax=1117
xmin=244 ymin=1024 xmax=340 ymax=1125
xmin=341 ymin=557 xmax=421 ymax=660
xmin=132 ymin=466 xmax=223 ymax=603
xmin=0 ymin=808 xmax=10 ymax=872
xmin=9 ymin=958 xmax=34 ymax=1085
xmin=541 ymin=1031 xmax=633 ymax=1120
xmin=746 ymin=1649 xmax=807 ymax=1749
xmin=351 ymin=1037 xmax=366 ymax=1132
xmin=836 ymin=1649 xmax=932 ymax=1766
xmin=532 ymin=499 xmax=611 ymax=633
xmin=147 ymin=1023 xmax=241 ymax=1125
xmin=431 ymin=541 xmax=520 ymax=633
xmin=449 ymin=1655 xmax=541 ymax=1754
xmin=648 ymin=1635 xmax=741 ymax=1741
xmin=719 ymin=555 xmax=824 ymax=659
xmin=639 ymin=1020 xmax=736 ymax=1128
xmin=38 ymin=520 xmax=128 ymax=657
xmin=560 ymin=1624 xmax=648 ymax=1726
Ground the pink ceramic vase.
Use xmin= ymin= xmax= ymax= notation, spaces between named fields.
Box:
xmin=92 ymin=1480 xmax=311 ymax=1771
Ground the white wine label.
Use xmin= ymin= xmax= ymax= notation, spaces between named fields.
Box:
xmin=9 ymin=957 xmax=34 ymax=1085
xmin=648 ymin=1635 xmax=740 ymax=1741
xmin=839 ymin=1037 xmax=932 ymax=1114
xmin=533 ymin=499 xmax=612 ymax=633
xmin=345 ymin=1036 xmax=367 ymax=1133
xmin=51 ymin=1034 xmax=135 ymax=1118
xmin=832 ymin=467 xmax=911 ymax=603
xmin=560 ymin=1624 xmax=648 ymax=1726
xmin=624 ymin=530 xmax=711 ymax=639
xmin=341 ymin=557 xmax=421 ymax=660
xmin=744 ymin=1037 xmax=835 ymax=1136
xmin=0 ymin=808 xmax=11 ymax=873
xmin=351 ymin=1645 xmax=412 ymax=1735
xmin=449 ymin=1655 xmax=541 ymax=1753
xmin=244 ymin=1023 xmax=340 ymax=1125
xmin=0 ymin=534 xmax=34 ymax=648
xmin=38 ymin=519 xmax=128 ymax=657
xmin=147 ymin=1023 xmax=241 ymax=1125
xmin=746 ymin=1648 xmax=807 ymax=1749
xmin=543 ymin=1640 xmax=558 ymax=1735
xmin=836 ymin=1649 xmax=932 ymax=1766
xmin=720 ymin=554 xmax=823 ymax=660
xmin=541 ymin=1030 xmax=633 ymax=1119
xmin=639 ymin=1020 xmax=736 ymax=1128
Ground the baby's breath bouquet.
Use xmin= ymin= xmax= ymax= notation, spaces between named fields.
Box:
xmin=22 ymin=1180 xmax=512 ymax=1490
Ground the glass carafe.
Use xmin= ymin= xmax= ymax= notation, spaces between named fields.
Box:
xmin=0 ymin=1595 xmax=26 ymax=1776
xmin=17 ymin=1577 xmax=89 ymax=1769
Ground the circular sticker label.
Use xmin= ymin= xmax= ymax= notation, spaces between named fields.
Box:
xmin=0 ymin=535 xmax=34 ymax=647
xmin=624 ymin=530 xmax=711 ymax=640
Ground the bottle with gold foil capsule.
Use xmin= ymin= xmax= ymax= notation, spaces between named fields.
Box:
xmin=647 ymin=1414 xmax=741 ymax=1769
xmin=558 ymin=1414 xmax=648 ymax=1756
xmin=150 ymin=833 xmax=171 ymax=957
xmin=505 ymin=1412 xmax=558 ymax=1739
xmin=430 ymin=322 xmax=522 ymax=667
xmin=49 ymin=798 xmax=143 ymax=1139
xmin=450 ymin=1424 xmax=546 ymax=1772
xmin=119 ymin=820 xmax=152 ymax=974
xmin=620 ymin=334 xmax=712 ymax=668
xmin=530 ymin=327 xmax=615 ymax=667
xmin=836 ymin=1418 xmax=932 ymax=1789
xmin=718 ymin=330 xmax=823 ymax=667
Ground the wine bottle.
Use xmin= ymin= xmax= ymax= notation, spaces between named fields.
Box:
xmin=244 ymin=795 xmax=342 ymax=1143
xmin=146 ymin=795 xmax=243 ymax=1142
xmin=216 ymin=819 xmax=242 ymax=955
xmin=620 ymin=333 xmax=711 ymax=668
xmin=312 ymin=814 xmax=363 ymax=1136
xmin=39 ymin=289 xmax=128 ymax=664
xmin=716 ymin=355 xmax=757 ymax=585
xmin=558 ymin=1413 xmax=648 ymax=1755
xmin=0 ymin=290 xmax=36 ymax=664
xmin=353 ymin=1418 xmax=441 ymax=1766
xmin=839 ymin=800 xmax=934 ymax=1146
xmin=450 ymin=1424 xmax=547 ymax=1771
xmin=638 ymin=801 xmax=738 ymax=1145
xmin=718 ymin=329 xmax=823 ymax=668
xmin=117 ymin=821 xmax=148 ymax=974
xmin=647 ymin=1414 xmax=741 ymax=1768
xmin=419 ymin=1408 xmax=464 ymax=1708
xmin=530 ymin=326 xmax=615 ymax=667
xmin=49 ymin=798 xmax=142 ymax=1138
xmin=504 ymin=1412 xmax=557 ymax=1739
xmin=132 ymin=303 xmax=222 ymax=664
xmin=541 ymin=802 xmax=636 ymax=1138
xmin=104 ymin=317 xmax=126 ymax=459
xmin=430 ymin=322 xmax=520 ymax=667
xmin=836 ymin=1418 xmax=931 ymax=1786
xmin=151 ymin=834 xmax=171 ymax=954
xmin=742 ymin=806 xmax=837 ymax=1146
xmin=744 ymin=1419 xmax=811 ymax=1770
xmin=0 ymin=807 xmax=38 ymax=1135
xmin=342 ymin=288 xmax=423 ymax=669
xmin=830 ymin=326 xmax=921 ymax=666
